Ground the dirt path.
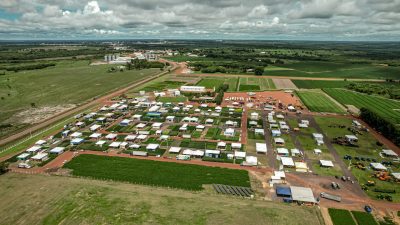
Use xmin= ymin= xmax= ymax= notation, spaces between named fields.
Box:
xmin=320 ymin=207 xmax=333 ymax=225
xmin=272 ymin=78 xmax=298 ymax=89
xmin=11 ymin=150 xmax=272 ymax=174
xmin=187 ymin=73 xmax=386 ymax=81
xmin=0 ymin=61 xmax=178 ymax=157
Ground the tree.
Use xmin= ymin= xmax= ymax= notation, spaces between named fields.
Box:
xmin=0 ymin=162 xmax=9 ymax=175
xmin=30 ymin=102 xmax=36 ymax=108
xmin=254 ymin=67 xmax=264 ymax=76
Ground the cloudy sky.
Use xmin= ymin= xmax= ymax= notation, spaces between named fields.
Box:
xmin=0 ymin=0 xmax=399 ymax=41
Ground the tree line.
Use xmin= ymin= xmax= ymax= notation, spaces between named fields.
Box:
xmin=360 ymin=108 xmax=400 ymax=146
xmin=346 ymin=82 xmax=400 ymax=100
xmin=0 ymin=63 xmax=56 ymax=72
xmin=127 ymin=58 xmax=165 ymax=70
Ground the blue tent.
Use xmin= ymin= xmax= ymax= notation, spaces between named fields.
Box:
xmin=276 ymin=186 xmax=292 ymax=197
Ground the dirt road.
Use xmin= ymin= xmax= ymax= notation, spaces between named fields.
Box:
xmin=0 ymin=61 xmax=178 ymax=152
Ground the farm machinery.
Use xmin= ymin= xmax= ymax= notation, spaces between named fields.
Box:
xmin=373 ymin=171 xmax=391 ymax=181
xmin=332 ymin=137 xmax=359 ymax=147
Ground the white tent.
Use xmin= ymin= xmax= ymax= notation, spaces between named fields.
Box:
xmin=281 ymin=157 xmax=295 ymax=167
xmin=290 ymin=186 xmax=316 ymax=203
xmin=256 ymin=143 xmax=267 ymax=153
xmin=370 ymin=163 xmax=387 ymax=171
xmin=320 ymin=160 xmax=334 ymax=167
xmin=89 ymin=133 xmax=102 ymax=139
xmin=169 ymin=147 xmax=181 ymax=153
xmin=89 ymin=124 xmax=101 ymax=131
xmin=49 ymin=147 xmax=65 ymax=154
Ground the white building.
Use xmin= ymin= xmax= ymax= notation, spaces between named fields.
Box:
xmin=180 ymin=86 xmax=206 ymax=93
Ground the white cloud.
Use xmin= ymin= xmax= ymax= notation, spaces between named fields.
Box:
xmin=0 ymin=0 xmax=398 ymax=40
xmin=248 ymin=5 xmax=268 ymax=18
xmin=83 ymin=1 xmax=101 ymax=14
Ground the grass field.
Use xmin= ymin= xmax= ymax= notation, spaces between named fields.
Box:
xmin=292 ymin=80 xmax=351 ymax=89
xmin=157 ymin=96 xmax=188 ymax=102
xmin=328 ymin=208 xmax=357 ymax=225
xmin=351 ymin=211 xmax=378 ymax=225
xmin=0 ymin=173 xmax=324 ymax=225
xmin=323 ymin=89 xmax=400 ymax=123
xmin=64 ymin=154 xmax=250 ymax=190
xmin=237 ymin=77 xmax=276 ymax=91
xmin=265 ymin=61 xmax=400 ymax=79
xmin=297 ymin=90 xmax=346 ymax=113
xmin=0 ymin=60 xmax=159 ymax=133
xmin=196 ymin=77 xmax=238 ymax=91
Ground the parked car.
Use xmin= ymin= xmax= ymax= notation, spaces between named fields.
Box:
xmin=364 ymin=205 xmax=372 ymax=213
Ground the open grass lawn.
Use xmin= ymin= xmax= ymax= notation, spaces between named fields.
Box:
xmin=239 ymin=84 xmax=260 ymax=91
xmin=0 ymin=60 xmax=159 ymax=125
xmin=351 ymin=211 xmax=378 ymax=225
xmin=323 ymin=88 xmax=400 ymax=124
xmin=0 ymin=173 xmax=324 ymax=225
xmin=64 ymin=154 xmax=250 ymax=190
xmin=296 ymin=90 xmax=346 ymax=113
xmin=196 ymin=77 xmax=225 ymax=89
xmin=196 ymin=77 xmax=238 ymax=91
xmin=328 ymin=208 xmax=357 ymax=225
xmin=238 ymin=77 xmax=275 ymax=91
xmin=265 ymin=61 xmax=400 ymax=79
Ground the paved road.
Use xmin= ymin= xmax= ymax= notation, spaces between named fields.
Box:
xmin=0 ymin=61 xmax=178 ymax=154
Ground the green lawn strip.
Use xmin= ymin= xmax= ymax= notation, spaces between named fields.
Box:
xmin=196 ymin=78 xmax=225 ymax=89
xmin=351 ymin=211 xmax=378 ymax=225
xmin=328 ymin=208 xmax=357 ymax=225
xmin=64 ymin=154 xmax=250 ymax=190
xmin=296 ymin=90 xmax=345 ymax=113
xmin=157 ymin=96 xmax=188 ymax=103
xmin=323 ymin=88 xmax=400 ymax=124
xmin=239 ymin=84 xmax=260 ymax=91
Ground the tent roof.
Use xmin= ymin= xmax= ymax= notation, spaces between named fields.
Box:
xmin=320 ymin=160 xmax=334 ymax=167
xmin=290 ymin=186 xmax=316 ymax=203
xmin=276 ymin=186 xmax=291 ymax=196
xmin=281 ymin=157 xmax=294 ymax=166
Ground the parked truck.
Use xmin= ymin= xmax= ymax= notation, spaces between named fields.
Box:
xmin=320 ymin=192 xmax=342 ymax=202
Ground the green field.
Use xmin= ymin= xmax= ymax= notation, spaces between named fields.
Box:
xmin=239 ymin=84 xmax=260 ymax=91
xmin=64 ymin=154 xmax=250 ymax=190
xmin=351 ymin=211 xmax=378 ymax=225
xmin=293 ymin=80 xmax=351 ymax=89
xmin=0 ymin=173 xmax=324 ymax=225
xmin=0 ymin=60 xmax=159 ymax=135
xmin=297 ymin=90 xmax=346 ymax=113
xmin=265 ymin=61 xmax=400 ymax=79
xmin=328 ymin=208 xmax=357 ymax=225
xmin=237 ymin=77 xmax=276 ymax=91
xmin=157 ymin=96 xmax=188 ymax=102
xmin=196 ymin=77 xmax=238 ymax=91
xmin=323 ymin=89 xmax=400 ymax=123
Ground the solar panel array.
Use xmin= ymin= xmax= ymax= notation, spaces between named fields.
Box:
xmin=213 ymin=184 xmax=254 ymax=197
